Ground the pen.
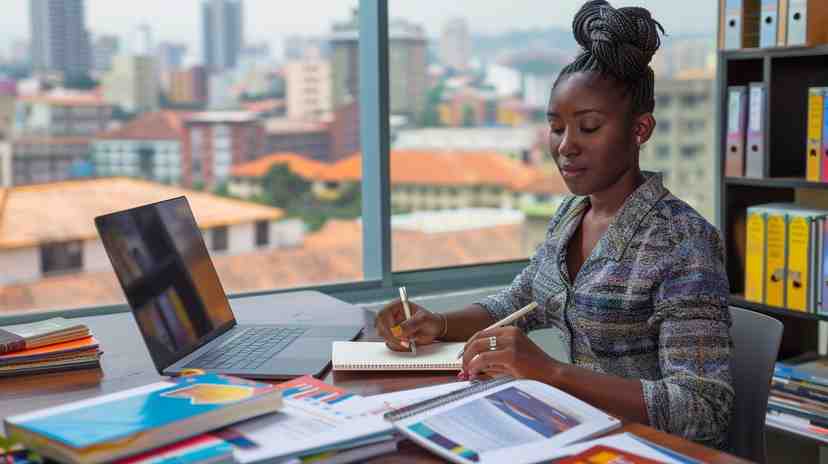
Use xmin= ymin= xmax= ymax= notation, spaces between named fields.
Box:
xmin=399 ymin=286 xmax=416 ymax=355
xmin=456 ymin=301 xmax=539 ymax=359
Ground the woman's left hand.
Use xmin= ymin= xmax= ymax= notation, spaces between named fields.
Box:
xmin=461 ymin=326 xmax=558 ymax=381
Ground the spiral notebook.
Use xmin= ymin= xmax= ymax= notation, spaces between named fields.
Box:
xmin=383 ymin=376 xmax=621 ymax=464
xmin=332 ymin=341 xmax=464 ymax=371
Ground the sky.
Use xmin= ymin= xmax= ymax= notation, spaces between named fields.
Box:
xmin=0 ymin=0 xmax=717 ymax=60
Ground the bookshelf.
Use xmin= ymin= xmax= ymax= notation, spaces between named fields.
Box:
xmin=718 ymin=45 xmax=828 ymax=444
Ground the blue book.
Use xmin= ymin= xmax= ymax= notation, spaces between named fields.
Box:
xmin=775 ymin=355 xmax=828 ymax=388
xmin=4 ymin=374 xmax=282 ymax=464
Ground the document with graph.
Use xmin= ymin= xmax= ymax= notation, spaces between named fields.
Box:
xmin=383 ymin=376 xmax=620 ymax=464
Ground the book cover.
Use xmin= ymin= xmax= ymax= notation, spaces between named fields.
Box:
xmin=745 ymin=206 xmax=767 ymax=303
xmin=115 ymin=434 xmax=234 ymax=464
xmin=0 ymin=318 xmax=88 ymax=354
xmin=807 ymin=87 xmax=824 ymax=182
xmin=552 ymin=445 xmax=664 ymax=464
xmin=775 ymin=355 xmax=828 ymax=387
xmin=765 ymin=208 xmax=788 ymax=307
xmin=5 ymin=374 xmax=282 ymax=464
xmin=0 ymin=337 xmax=99 ymax=366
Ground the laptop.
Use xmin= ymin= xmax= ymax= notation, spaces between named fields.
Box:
xmin=94 ymin=196 xmax=362 ymax=379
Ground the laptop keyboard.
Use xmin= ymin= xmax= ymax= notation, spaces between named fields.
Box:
xmin=185 ymin=326 xmax=308 ymax=371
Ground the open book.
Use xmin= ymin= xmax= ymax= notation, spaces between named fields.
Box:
xmin=332 ymin=341 xmax=464 ymax=371
xmin=383 ymin=376 xmax=621 ymax=464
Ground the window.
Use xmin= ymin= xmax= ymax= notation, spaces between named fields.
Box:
xmin=657 ymin=120 xmax=672 ymax=133
xmin=0 ymin=1 xmax=718 ymax=317
xmin=212 ymin=226 xmax=229 ymax=252
xmin=41 ymin=241 xmax=83 ymax=274
xmin=681 ymin=145 xmax=703 ymax=159
xmin=256 ymin=220 xmax=270 ymax=247
xmin=656 ymin=145 xmax=671 ymax=160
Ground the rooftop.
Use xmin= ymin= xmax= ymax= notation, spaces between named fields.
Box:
xmin=0 ymin=178 xmax=284 ymax=250
xmin=186 ymin=111 xmax=259 ymax=124
xmin=96 ymin=111 xmax=188 ymax=141
xmin=264 ymin=117 xmax=328 ymax=134
xmin=231 ymin=150 xmax=568 ymax=194
xmin=0 ymin=219 xmax=527 ymax=314
xmin=18 ymin=93 xmax=110 ymax=108
xmin=231 ymin=153 xmax=330 ymax=179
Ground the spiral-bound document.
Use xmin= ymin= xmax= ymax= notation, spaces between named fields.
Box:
xmin=332 ymin=342 xmax=464 ymax=371
xmin=382 ymin=376 xmax=621 ymax=464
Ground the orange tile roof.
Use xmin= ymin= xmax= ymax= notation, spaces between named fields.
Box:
xmin=0 ymin=178 xmax=284 ymax=250
xmin=96 ymin=111 xmax=188 ymax=141
xmin=18 ymin=93 xmax=110 ymax=107
xmin=0 ymin=219 xmax=527 ymax=314
xmin=231 ymin=153 xmax=330 ymax=179
xmin=271 ymin=150 xmax=569 ymax=193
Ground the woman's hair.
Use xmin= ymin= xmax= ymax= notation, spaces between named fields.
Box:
xmin=554 ymin=0 xmax=665 ymax=115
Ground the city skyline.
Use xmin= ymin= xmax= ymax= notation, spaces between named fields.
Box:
xmin=0 ymin=1 xmax=717 ymax=63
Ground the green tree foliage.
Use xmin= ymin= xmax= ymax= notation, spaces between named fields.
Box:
xmin=419 ymin=81 xmax=446 ymax=127
xmin=258 ymin=164 xmax=362 ymax=232
xmin=462 ymin=104 xmax=476 ymax=127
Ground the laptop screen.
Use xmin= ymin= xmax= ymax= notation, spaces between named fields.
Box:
xmin=95 ymin=196 xmax=235 ymax=371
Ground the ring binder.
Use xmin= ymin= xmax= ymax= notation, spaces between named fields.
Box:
xmin=383 ymin=376 xmax=514 ymax=422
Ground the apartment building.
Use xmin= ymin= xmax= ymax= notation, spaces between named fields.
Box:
xmin=92 ymin=111 xmax=188 ymax=184
xmin=285 ymin=59 xmax=333 ymax=120
xmin=639 ymin=74 xmax=715 ymax=221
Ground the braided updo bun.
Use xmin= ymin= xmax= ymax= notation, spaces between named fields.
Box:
xmin=554 ymin=0 xmax=665 ymax=114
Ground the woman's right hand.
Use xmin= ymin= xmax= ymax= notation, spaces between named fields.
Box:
xmin=374 ymin=299 xmax=445 ymax=351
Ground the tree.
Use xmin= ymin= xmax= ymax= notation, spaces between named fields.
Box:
xmin=419 ymin=81 xmax=446 ymax=127
xmin=462 ymin=104 xmax=476 ymax=127
xmin=63 ymin=73 xmax=98 ymax=90
xmin=263 ymin=164 xmax=311 ymax=211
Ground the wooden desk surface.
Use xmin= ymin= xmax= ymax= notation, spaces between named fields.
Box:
xmin=0 ymin=292 xmax=750 ymax=464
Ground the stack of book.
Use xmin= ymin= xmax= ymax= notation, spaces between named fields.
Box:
xmin=743 ymin=203 xmax=828 ymax=314
xmin=767 ymin=354 xmax=828 ymax=441
xmin=0 ymin=317 xmax=102 ymax=376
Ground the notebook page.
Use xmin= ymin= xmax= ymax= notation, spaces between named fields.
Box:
xmin=332 ymin=342 xmax=464 ymax=371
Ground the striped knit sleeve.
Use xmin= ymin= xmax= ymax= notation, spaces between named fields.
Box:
xmin=641 ymin=223 xmax=735 ymax=450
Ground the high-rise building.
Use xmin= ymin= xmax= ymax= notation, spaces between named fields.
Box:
xmin=92 ymin=35 xmax=120 ymax=72
xmin=202 ymin=0 xmax=244 ymax=73
xmin=330 ymin=12 xmax=426 ymax=120
xmin=9 ymin=39 xmax=31 ymax=66
xmin=639 ymin=75 xmax=715 ymax=221
xmin=285 ymin=59 xmax=332 ymax=120
xmin=440 ymin=18 xmax=471 ymax=71
xmin=101 ymin=55 xmax=160 ymax=114
xmin=29 ymin=0 xmax=92 ymax=80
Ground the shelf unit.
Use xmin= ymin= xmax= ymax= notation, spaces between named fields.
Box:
xmin=719 ymin=45 xmax=828 ymax=444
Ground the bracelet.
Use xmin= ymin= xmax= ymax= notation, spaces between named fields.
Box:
xmin=438 ymin=312 xmax=448 ymax=339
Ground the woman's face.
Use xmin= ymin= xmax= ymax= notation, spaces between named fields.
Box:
xmin=547 ymin=72 xmax=646 ymax=196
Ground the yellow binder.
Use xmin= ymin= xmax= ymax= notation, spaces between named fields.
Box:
xmin=745 ymin=206 xmax=767 ymax=303
xmin=787 ymin=211 xmax=812 ymax=311
xmin=765 ymin=208 xmax=787 ymax=307
xmin=806 ymin=87 xmax=824 ymax=182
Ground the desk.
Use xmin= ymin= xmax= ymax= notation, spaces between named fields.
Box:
xmin=0 ymin=292 xmax=749 ymax=464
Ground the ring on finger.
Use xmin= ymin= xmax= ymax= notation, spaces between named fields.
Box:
xmin=488 ymin=336 xmax=497 ymax=351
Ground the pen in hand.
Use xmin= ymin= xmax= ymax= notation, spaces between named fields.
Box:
xmin=456 ymin=301 xmax=539 ymax=359
xmin=399 ymin=286 xmax=416 ymax=355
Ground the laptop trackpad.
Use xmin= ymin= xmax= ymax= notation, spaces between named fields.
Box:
xmin=277 ymin=338 xmax=331 ymax=360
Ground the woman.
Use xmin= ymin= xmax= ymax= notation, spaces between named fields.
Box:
xmin=375 ymin=0 xmax=733 ymax=451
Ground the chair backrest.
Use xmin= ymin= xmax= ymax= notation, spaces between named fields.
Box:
xmin=728 ymin=306 xmax=783 ymax=464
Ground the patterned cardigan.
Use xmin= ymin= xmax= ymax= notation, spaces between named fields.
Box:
xmin=477 ymin=171 xmax=734 ymax=450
